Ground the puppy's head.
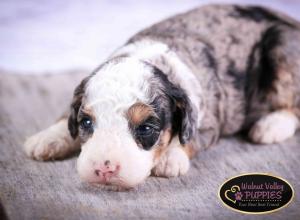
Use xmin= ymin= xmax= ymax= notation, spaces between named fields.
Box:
xmin=68 ymin=57 xmax=196 ymax=188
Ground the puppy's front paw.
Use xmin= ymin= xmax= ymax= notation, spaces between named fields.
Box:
xmin=24 ymin=130 xmax=65 ymax=161
xmin=24 ymin=120 xmax=75 ymax=161
xmin=152 ymin=147 xmax=190 ymax=177
xmin=249 ymin=110 xmax=299 ymax=144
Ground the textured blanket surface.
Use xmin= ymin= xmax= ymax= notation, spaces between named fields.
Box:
xmin=0 ymin=71 xmax=299 ymax=220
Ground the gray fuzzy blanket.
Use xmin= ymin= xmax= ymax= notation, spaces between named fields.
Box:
xmin=0 ymin=71 xmax=299 ymax=220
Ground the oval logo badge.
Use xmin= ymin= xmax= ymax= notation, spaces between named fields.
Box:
xmin=218 ymin=173 xmax=294 ymax=214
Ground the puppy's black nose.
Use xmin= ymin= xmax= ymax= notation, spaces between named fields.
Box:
xmin=94 ymin=169 xmax=101 ymax=176
xmin=104 ymin=160 xmax=110 ymax=166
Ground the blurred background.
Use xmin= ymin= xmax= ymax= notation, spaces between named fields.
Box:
xmin=1 ymin=0 xmax=300 ymax=74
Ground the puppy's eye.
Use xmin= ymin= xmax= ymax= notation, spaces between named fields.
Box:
xmin=135 ymin=123 xmax=160 ymax=150
xmin=136 ymin=125 xmax=154 ymax=136
xmin=80 ymin=117 xmax=93 ymax=130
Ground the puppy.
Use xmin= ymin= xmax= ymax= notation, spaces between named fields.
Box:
xmin=24 ymin=5 xmax=300 ymax=188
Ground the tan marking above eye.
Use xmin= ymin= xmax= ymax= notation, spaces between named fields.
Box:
xmin=126 ymin=102 xmax=156 ymax=125
xmin=80 ymin=106 xmax=96 ymax=121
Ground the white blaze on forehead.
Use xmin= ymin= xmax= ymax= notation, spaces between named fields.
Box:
xmin=85 ymin=57 xmax=152 ymax=127
xmin=114 ymin=39 xmax=203 ymax=127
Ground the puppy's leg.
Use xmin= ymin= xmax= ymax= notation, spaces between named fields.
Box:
xmin=246 ymin=25 xmax=300 ymax=144
xmin=249 ymin=110 xmax=299 ymax=144
xmin=152 ymin=137 xmax=190 ymax=177
xmin=24 ymin=118 xmax=80 ymax=160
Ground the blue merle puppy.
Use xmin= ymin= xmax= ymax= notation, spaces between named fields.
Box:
xmin=25 ymin=5 xmax=300 ymax=188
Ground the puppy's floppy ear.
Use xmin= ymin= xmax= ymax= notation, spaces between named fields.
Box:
xmin=68 ymin=77 xmax=89 ymax=139
xmin=168 ymin=84 xmax=197 ymax=145
xmin=153 ymin=68 xmax=197 ymax=145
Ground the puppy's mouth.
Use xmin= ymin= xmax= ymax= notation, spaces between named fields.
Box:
xmin=94 ymin=170 xmax=118 ymax=183
xmin=91 ymin=164 xmax=121 ymax=184
xmin=86 ymin=168 xmax=137 ymax=190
